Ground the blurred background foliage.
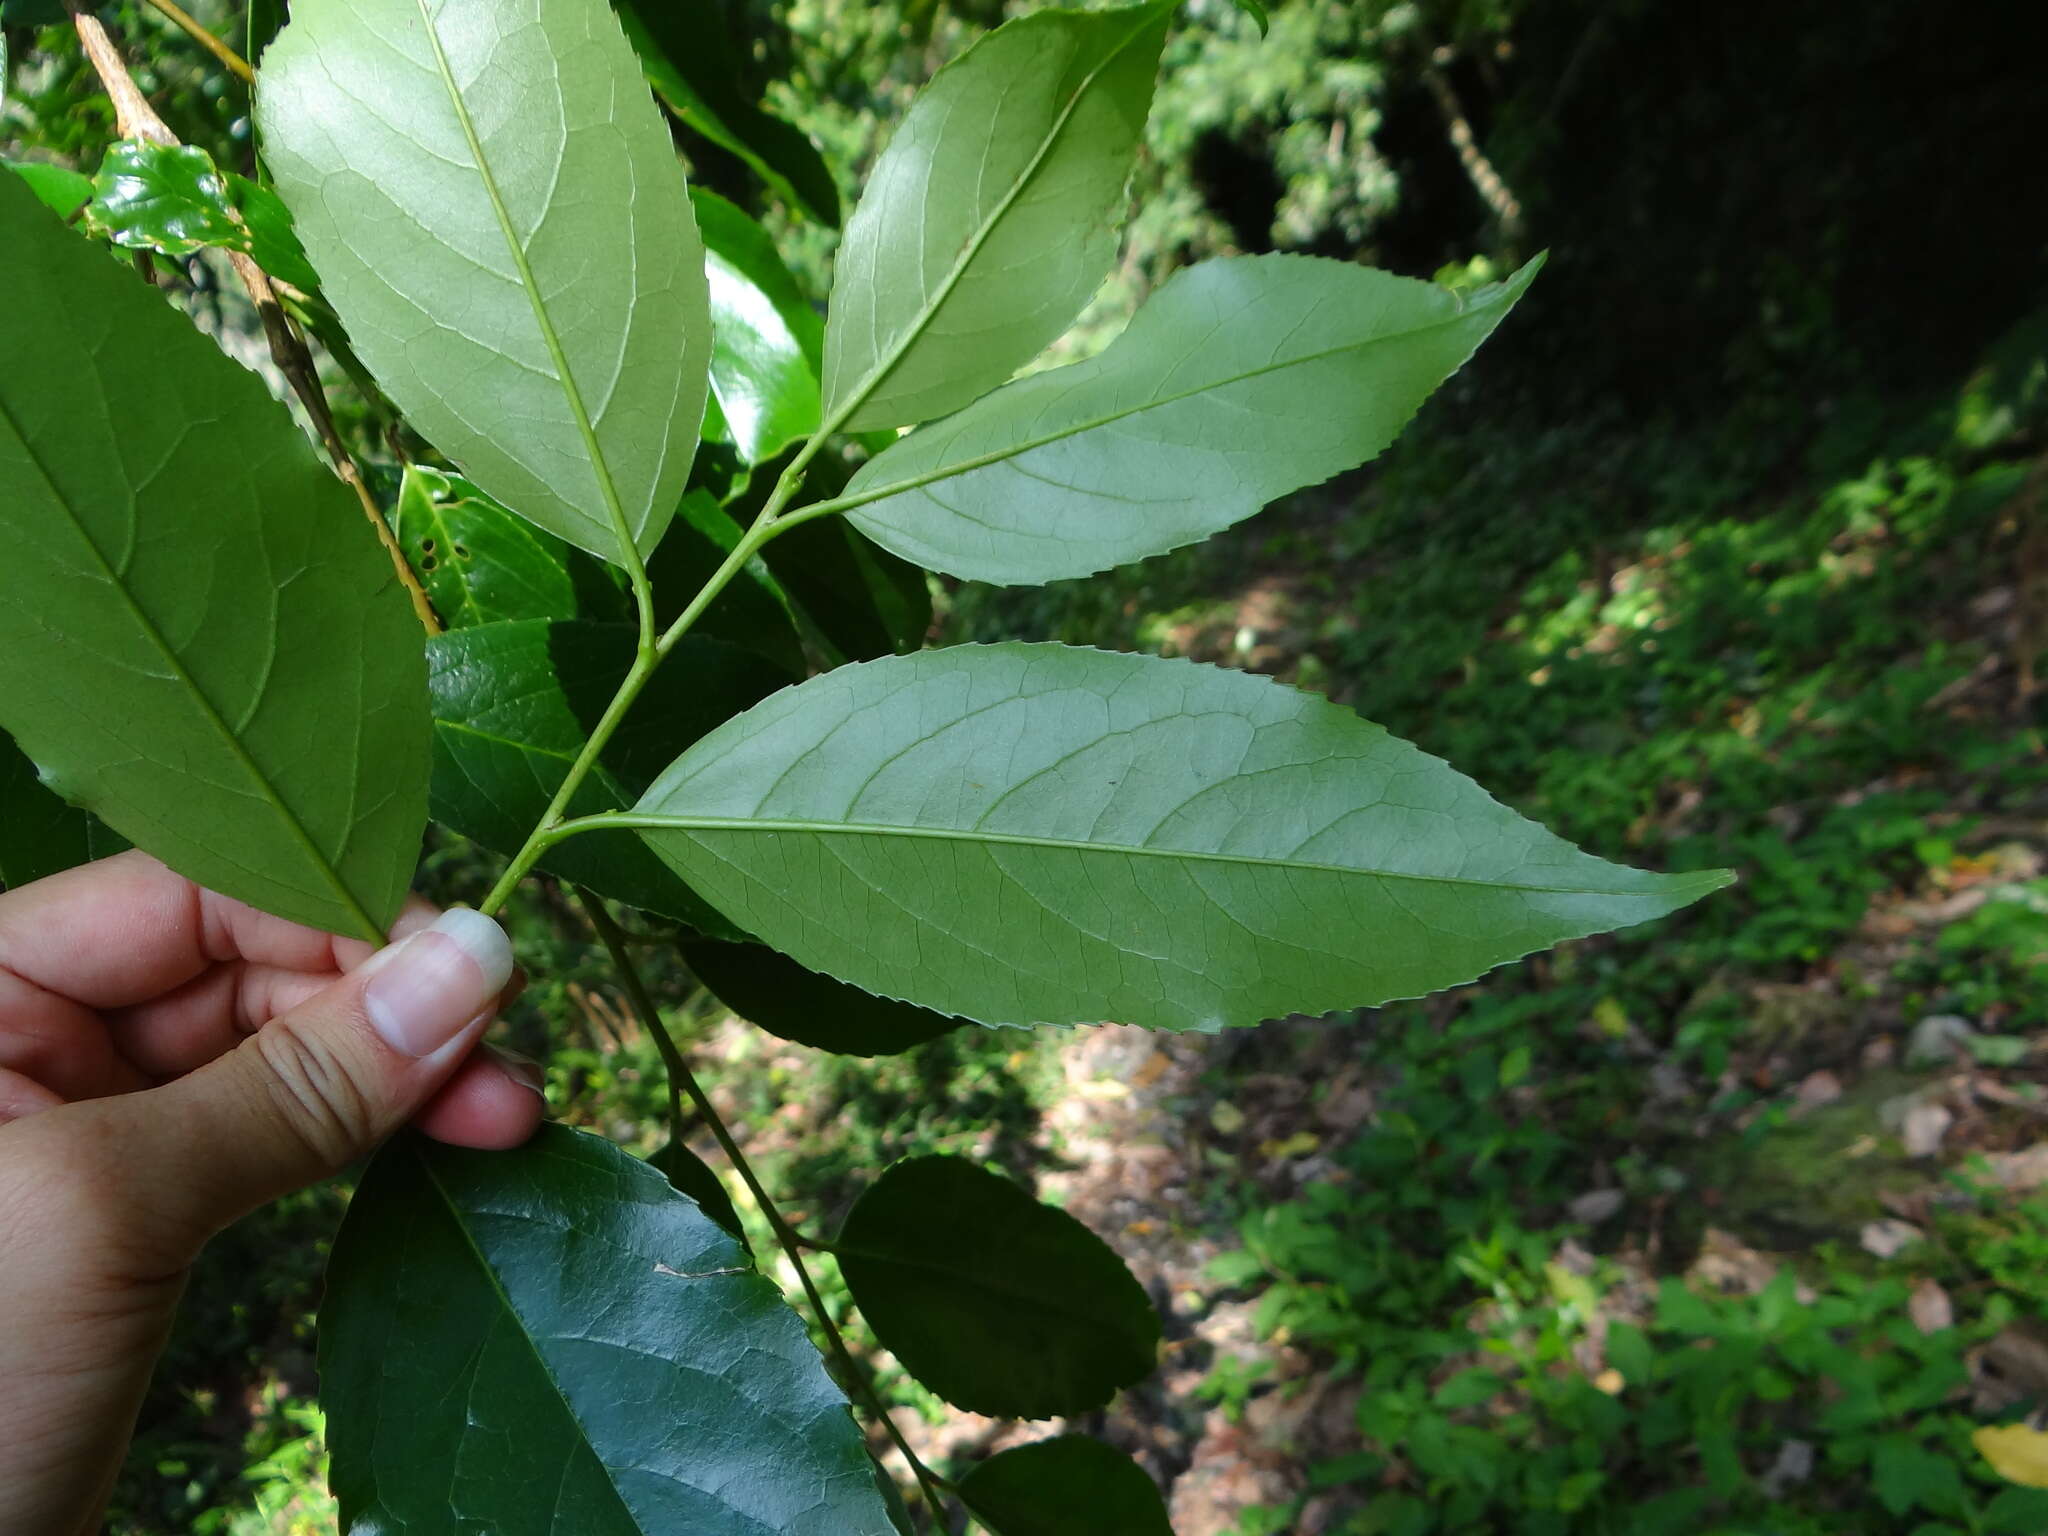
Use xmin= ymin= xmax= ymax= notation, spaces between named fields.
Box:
xmin=6 ymin=0 xmax=2048 ymax=1530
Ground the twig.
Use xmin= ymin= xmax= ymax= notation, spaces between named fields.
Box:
xmin=141 ymin=0 xmax=253 ymax=84
xmin=578 ymin=893 xmax=957 ymax=1533
xmin=65 ymin=3 xmax=441 ymax=635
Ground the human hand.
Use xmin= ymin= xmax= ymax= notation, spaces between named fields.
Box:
xmin=0 ymin=851 xmax=543 ymax=1535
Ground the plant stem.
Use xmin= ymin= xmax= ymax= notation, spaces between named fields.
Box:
xmin=578 ymin=895 xmax=957 ymax=1531
xmin=477 ymin=446 xmax=815 ymax=915
xmin=66 ymin=3 xmax=440 ymax=636
xmin=140 ymin=0 xmax=253 ymax=84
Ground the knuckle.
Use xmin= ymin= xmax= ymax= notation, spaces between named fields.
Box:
xmin=250 ymin=1015 xmax=381 ymax=1171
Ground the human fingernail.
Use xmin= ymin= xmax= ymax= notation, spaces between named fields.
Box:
xmin=486 ymin=1045 xmax=548 ymax=1100
xmin=363 ymin=909 xmax=515 ymax=1058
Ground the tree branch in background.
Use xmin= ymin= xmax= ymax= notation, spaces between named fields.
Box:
xmin=64 ymin=2 xmax=441 ymax=634
xmin=1419 ymin=52 xmax=1525 ymax=259
xmin=578 ymin=893 xmax=959 ymax=1533
xmin=140 ymin=0 xmax=253 ymax=84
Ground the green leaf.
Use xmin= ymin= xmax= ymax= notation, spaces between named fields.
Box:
xmin=835 ymin=1157 xmax=1158 ymax=1417
xmin=245 ymin=0 xmax=285 ymax=63
xmin=629 ymin=644 xmax=1731 ymax=1030
xmin=821 ymin=0 xmax=1172 ymax=432
xmin=652 ymin=1137 xmax=748 ymax=1247
xmin=959 ymin=1437 xmax=1173 ymax=1536
xmin=87 ymin=140 xmax=242 ymax=253
xmin=0 ymin=170 xmax=426 ymax=940
xmin=228 ymin=175 xmax=321 ymax=291
xmin=0 ymin=732 xmax=127 ymax=890
xmin=257 ymin=0 xmax=711 ymax=567
xmin=841 ymin=254 xmax=1541 ymax=584
xmin=757 ymin=514 xmax=931 ymax=663
xmin=646 ymin=491 xmax=810 ymax=679
xmin=393 ymin=465 xmax=629 ymax=631
xmin=693 ymin=189 xmax=824 ymax=371
xmin=321 ymin=1125 xmax=896 ymax=1535
xmin=705 ymin=233 xmax=821 ymax=464
xmin=428 ymin=620 xmax=782 ymax=931
xmin=615 ymin=0 xmax=840 ymax=227
xmin=0 ymin=0 xmax=68 ymax=27
xmin=1230 ymin=0 xmax=1270 ymax=36
xmin=682 ymin=939 xmax=960 ymax=1056
xmin=4 ymin=158 xmax=91 ymax=218
xmin=83 ymin=141 xmax=320 ymax=290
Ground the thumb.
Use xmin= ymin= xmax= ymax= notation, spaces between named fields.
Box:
xmin=119 ymin=908 xmax=515 ymax=1254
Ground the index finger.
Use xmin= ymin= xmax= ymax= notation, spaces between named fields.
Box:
xmin=0 ymin=850 xmax=434 ymax=1010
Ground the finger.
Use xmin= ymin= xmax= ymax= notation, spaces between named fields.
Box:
xmin=0 ymin=851 xmax=437 ymax=1011
xmin=412 ymin=1046 xmax=546 ymax=1150
xmin=0 ymin=1066 xmax=63 ymax=1125
xmin=104 ymin=964 xmax=331 ymax=1080
xmin=0 ymin=967 xmax=149 ymax=1102
xmin=108 ymin=962 xmax=529 ymax=1083
xmin=69 ymin=909 xmax=516 ymax=1259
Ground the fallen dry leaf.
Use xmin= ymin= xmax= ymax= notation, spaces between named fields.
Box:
xmin=1984 ymin=1143 xmax=2048 ymax=1191
xmin=1909 ymin=1277 xmax=1954 ymax=1335
xmin=1860 ymin=1218 xmax=1924 ymax=1259
xmin=1975 ymin=1422 xmax=2048 ymax=1489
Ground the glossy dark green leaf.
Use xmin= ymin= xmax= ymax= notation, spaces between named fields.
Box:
xmin=258 ymin=0 xmax=711 ymax=566
xmin=616 ymin=0 xmax=840 ymax=227
xmin=0 ymin=0 xmax=67 ymax=28
xmin=322 ymin=1125 xmax=896 ymax=1535
xmin=693 ymin=189 xmax=824 ymax=371
xmin=960 ymin=1437 xmax=1173 ymax=1536
xmin=394 ymin=465 xmax=629 ymax=631
xmin=630 ymin=644 xmax=1732 ymax=1030
xmin=652 ymin=1137 xmax=748 ymax=1247
xmin=83 ymin=140 xmax=320 ymax=289
xmin=835 ymin=1157 xmax=1158 ymax=1418
xmin=87 ymin=140 xmax=240 ymax=253
xmin=682 ymin=939 xmax=960 ymax=1056
xmin=822 ymin=0 xmax=1172 ymax=431
xmin=4 ymin=158 xmax=91 ymax=218
xmin=841 ymin=255 xmax=1541 ymax=584
xmin=246 ymin=0 xmax=285 ymax=63
xmin=428 ymin=620 xmax=781 ymax=930
xmin=757 ymin=514 xmax=931 ymax=663
xmin=646 ymin=491 xmax=810 ymax=679
xmin=0 ymin=732 xmax=127 ymax=891
xmin=228 ymin=176 xmax=321 ymax=290
xmin=705 ymin=235 xmax=821 ymax=464
xmin=0 ymin=170 xmax=427 ymax=940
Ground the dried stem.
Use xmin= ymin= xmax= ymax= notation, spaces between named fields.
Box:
xmin=66 ymin=3 xmax=441 ymax=634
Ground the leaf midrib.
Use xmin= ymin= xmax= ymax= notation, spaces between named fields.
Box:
xmin=0 ymin=392 xmax=381 ymax=942
xmin=831 ymin=2 xmax=1163 ymax=425
xmin=412 ymin=0 xmax=640 ymax=564
xmin=622 ymin=813 xmax=1727 ymax=899
xmin=846 ymin=281 xmax=1516 ymax=516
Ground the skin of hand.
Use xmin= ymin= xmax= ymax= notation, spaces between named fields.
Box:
xmin=0 ymin=851 xmax=543 ymax=1535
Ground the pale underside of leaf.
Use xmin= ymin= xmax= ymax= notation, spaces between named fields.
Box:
xmin=256 ymin=0 xmax=710 ymax=566
xmin=838 ymin=254 xmax=1543 ymax=584
xmin=821 ymin=0 xmax=1171 ymax=432
xmin=0 ymin=170 xmax=426 ymax=939
xmin=627 ymin=644 xmax=1730 ymax=1030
